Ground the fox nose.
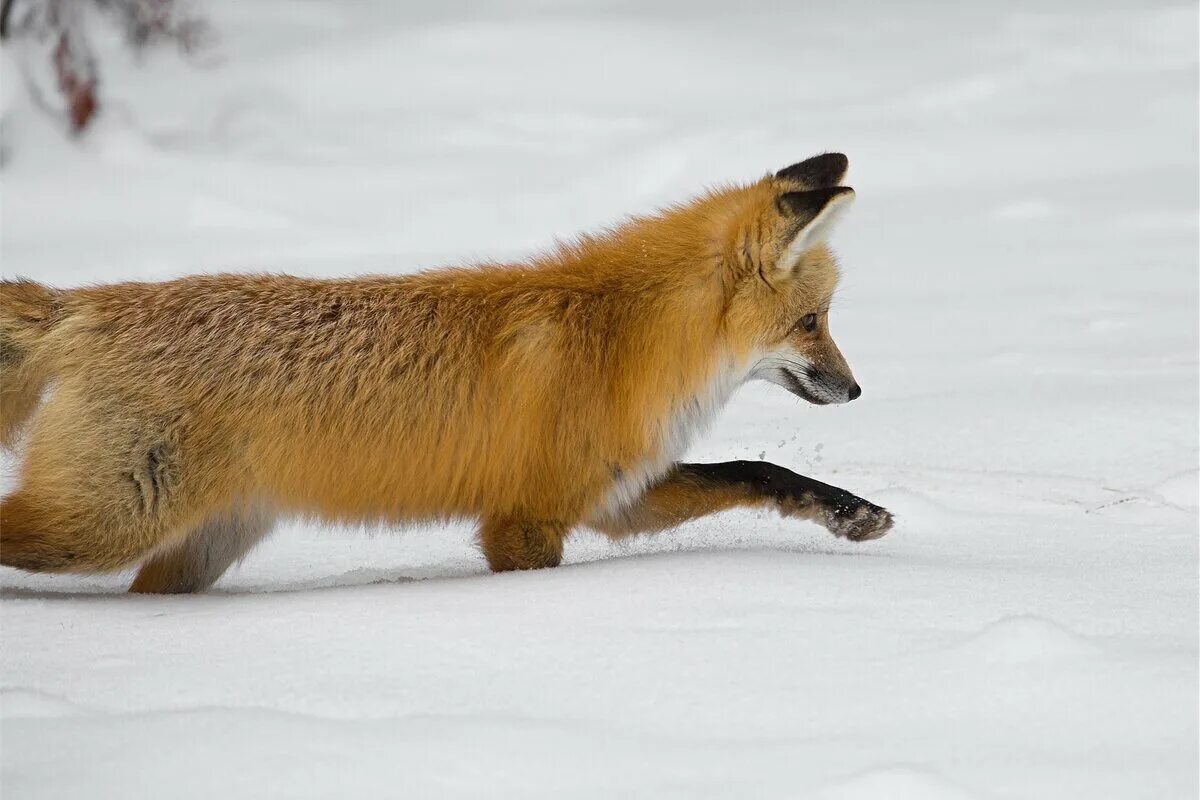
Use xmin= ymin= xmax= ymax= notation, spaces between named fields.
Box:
xmin=848 ymin=383 xmax=862 ymax=401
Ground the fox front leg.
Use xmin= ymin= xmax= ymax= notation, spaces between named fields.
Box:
xmin=591 ymin=460 xmax=893 ymax=542
xmin=479 ymin=516 xmax=570 ymax=572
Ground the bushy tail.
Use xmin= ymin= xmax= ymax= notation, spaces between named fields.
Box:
xmin=1 ymin=279 xmax=62 ymax=448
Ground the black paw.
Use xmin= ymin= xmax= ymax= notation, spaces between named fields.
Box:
xmin=825 ymin=496 xmax=894 ymax=542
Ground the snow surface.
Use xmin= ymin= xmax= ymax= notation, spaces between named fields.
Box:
xmin=1 ymin=1 xmax=1197 ymax=797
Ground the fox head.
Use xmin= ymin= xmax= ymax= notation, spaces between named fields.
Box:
xmin=717 ymin=153 xmax=861 ymax=405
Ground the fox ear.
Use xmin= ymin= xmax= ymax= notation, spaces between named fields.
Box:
xmin=776 ymin=153 xmax=849 ymax=188
xmin=776 ymin=186 xmax=855 ymax=272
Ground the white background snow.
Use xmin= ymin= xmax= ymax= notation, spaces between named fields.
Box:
xmin=1 ymin=1 xmax=1197 ymax=797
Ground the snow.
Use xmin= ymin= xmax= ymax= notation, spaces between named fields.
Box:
xmin=1 ymin=1 xmax=1197 ymax=797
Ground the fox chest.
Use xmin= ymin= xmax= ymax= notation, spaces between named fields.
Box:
xmin=598 ymin=365 xmax=746 ymax=517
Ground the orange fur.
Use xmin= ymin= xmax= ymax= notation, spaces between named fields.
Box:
xmin=0 ymin=154 xmax=891 ymax=589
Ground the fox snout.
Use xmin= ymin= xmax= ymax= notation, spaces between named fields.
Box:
xmin=783 ymin=365 xmax=861 ymax=405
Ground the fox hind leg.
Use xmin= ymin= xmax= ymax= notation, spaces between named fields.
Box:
xmin=1 ymin=490 xmax=105 ymax=572
xmin=130 ymin=507 xmax=275 ymax=594
xmin=1 ymin=389 xmax=236 ymax=575
xmin=0 ymin=483 xmax=184 ymax=574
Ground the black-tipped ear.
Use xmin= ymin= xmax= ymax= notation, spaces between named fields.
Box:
xmin=775 ymin=153 xmax=849 ymax=189
xmin=776 ymin=187 xmax=855 ymax=271
xmin=777 ymin=186 xmax=854 ymax=222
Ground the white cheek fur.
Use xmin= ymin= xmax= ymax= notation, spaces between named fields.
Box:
xmin=750 ymin=346 xmax=813 ymax=383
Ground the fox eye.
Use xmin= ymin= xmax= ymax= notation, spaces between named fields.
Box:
xmin=799 ymin=313 xmax=818 ymax=333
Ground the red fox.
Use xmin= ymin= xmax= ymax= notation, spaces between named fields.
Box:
xmin=0 ymin=153 xmax=893 ymax=593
